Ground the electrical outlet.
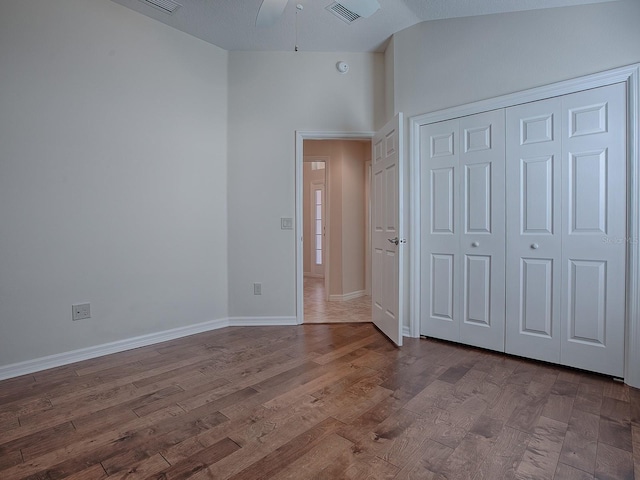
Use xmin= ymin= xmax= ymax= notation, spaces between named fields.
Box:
xmin=253 ymin=283 xmax=262 ymax=295
xmin=72 ymin=303 xmax=91 ymax=321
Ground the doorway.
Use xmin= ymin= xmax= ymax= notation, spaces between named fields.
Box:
xmin=297 ymin=135 xmax=373 ymax=324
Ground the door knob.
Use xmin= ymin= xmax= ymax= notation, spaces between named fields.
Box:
xmin=388 ymin=237 xmax=399 ymax=245
xmin=471 ymin=241 xmax=479 ymax=247
xmin=531 ymin=243 xmax=539 ymax=249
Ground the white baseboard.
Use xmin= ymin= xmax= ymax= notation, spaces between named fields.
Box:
xmin=328 ymin=290 xmax=366 ymax=302
xmin=228 ymin=316 xmax=299 ymax=327
xmin=0 ymin=316 xmax=299 ymax=381
xmin=403 ymin=325 xmax=412 ymax=338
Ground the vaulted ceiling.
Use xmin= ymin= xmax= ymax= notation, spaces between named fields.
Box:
xmin=110 ymin=0 xmax=622 ymax=52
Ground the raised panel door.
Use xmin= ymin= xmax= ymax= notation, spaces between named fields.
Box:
xmin=459 ymin=110 xmax=506 ymax=352
xmin=560 ymin=83 xmax=626 ymax=376
xmin=372 ymin=114 xmax=404 ymax=346
xmin=505 ymin=97 xmax=563 ymax=363
xmin=420 ymin=118 xmax=461 ymax=342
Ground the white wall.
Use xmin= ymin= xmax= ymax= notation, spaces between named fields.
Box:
xmin=392 ymin=0 xmax=640 ymax=118
xmin=0 ymin=0 xmax=229 ymax=367
xmin=227 ymin=52 xmax=384 ymax=319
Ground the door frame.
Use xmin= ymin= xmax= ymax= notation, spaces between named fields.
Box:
xmin=295 ymin=131 xmax=375 ymax=324
xmin=409 ymin=63 xmax=640 ymax=387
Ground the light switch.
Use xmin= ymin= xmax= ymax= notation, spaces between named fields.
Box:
xmin=281 ymin=217 xmax=293 ymax=230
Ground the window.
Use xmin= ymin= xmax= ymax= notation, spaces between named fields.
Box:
xmin=314 ymin=188 xmax=323 ymax=265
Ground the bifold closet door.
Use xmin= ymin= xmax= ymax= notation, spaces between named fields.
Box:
xmin=559 ymin=83 xmax=626 ymax=377
xmin=505 ymin=97 xmax=563 ymax=364
xmin=458 ymin=111 xmax=505 ymax=351
xmin=506 ymin=83 xmax=626 ymax=376
xmin=421 ymin=110 xmax=506 ymax=352
xmin=420 ymin=118 xmax=460 ymax=343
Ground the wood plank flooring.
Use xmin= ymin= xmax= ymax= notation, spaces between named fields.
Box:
xmin=0 ymin=323 xmax=638 ymax=479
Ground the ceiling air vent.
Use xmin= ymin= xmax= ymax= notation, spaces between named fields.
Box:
xmin=326 ymin=2 xmax=361 ymax=24
xmin=138 ymin=0 xmax=182 ymax=15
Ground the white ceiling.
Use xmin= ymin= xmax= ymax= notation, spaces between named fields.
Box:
xmin=110 ymin=0 xmax=622 ymax=52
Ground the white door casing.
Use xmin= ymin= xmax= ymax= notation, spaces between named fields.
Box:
xmin=296 ymin=132 xmax=375 ymax=326
xmin=372 ymin=114 xmax=404 ymax=346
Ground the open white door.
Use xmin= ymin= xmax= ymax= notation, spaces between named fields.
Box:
xmin=372 ymin=114 xmax=404 ymax=346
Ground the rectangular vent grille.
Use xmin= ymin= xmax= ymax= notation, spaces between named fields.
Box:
xmin=138 ymin=0 xmax=182 ymax=14
xmin=326 ymin=2 xmax=361 ymax=24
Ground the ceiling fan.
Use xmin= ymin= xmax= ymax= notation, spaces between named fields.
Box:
xmin=255 ymin=0 xmax=380 ymax=27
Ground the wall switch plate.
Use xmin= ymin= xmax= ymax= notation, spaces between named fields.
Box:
xmin=281 ymin=217 xmax=293 ymax=230
xmin=253 ymin=283 xmax=262 ymax=295
xmin=72 ymin=303 xmax=91 ymax=321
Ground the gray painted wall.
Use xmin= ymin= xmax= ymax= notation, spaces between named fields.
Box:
xmin=0 ymin=0 xmax=229 ymax=366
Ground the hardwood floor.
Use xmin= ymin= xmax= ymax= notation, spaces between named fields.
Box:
xmin=304 ymin=277 xmax=371 ymax=324
xmin=0 ymin=323 xmax=638 ymax=479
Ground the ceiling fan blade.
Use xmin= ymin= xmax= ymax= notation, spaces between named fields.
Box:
xmin=256 ymin=0 xmax=289 ymax=27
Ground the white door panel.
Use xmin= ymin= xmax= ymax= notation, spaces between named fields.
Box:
xmin=464 ymin=163 xmax=492 ymax=233
xmin=506 ymin=97 xmax=563 ymax=363
xmin=464 ymin=254 xmax=491 ymax=326
xmin=569 ymin=150 xmax=608 ymax=233
xmin=521 ymin=156 xmax=555 ymax=234
xmin=421 ymin=110 xmax=505 ymax=351
xmin=421 ymin=119 xmax=460 ymax=342
xmin=431 ymin=254 xmax=455 ymax=321
xmin=520 ymin=258 xmax=554 ymax=337
xmin=372 ymin=114 xmax=404 ymax=346
xmin=459 ymin=110 xmax=506 ymax=352
xmin=560 ymin=83 xmax=626 ymax=376
xmin=431 ymin=167 xmax=455 ymax=233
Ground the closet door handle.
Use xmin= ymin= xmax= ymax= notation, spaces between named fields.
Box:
xmin=471 ymin=241 xmax=480 ymax=247
xmin=531 ymin=243 xmax=539 ymax=249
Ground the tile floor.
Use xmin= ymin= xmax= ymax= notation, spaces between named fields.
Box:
xmin=303 ymin=276 xmax=371 ymax=323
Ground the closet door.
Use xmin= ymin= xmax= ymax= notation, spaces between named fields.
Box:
xmin=420 ymin=118 xmax=460 ymax=342
xmin=560 ymin=83 xmax=626 ymax=377
xmin=459 ymin=110 xmax=506 ymax=352
xmin=505 ymin=98 xmax=563 ymax=363
xmin=421 ymin=111 xmax=506 ymax=352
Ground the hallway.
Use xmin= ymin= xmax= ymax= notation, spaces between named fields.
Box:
xmin=303 ymin=277 xmax=371 ymax=324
